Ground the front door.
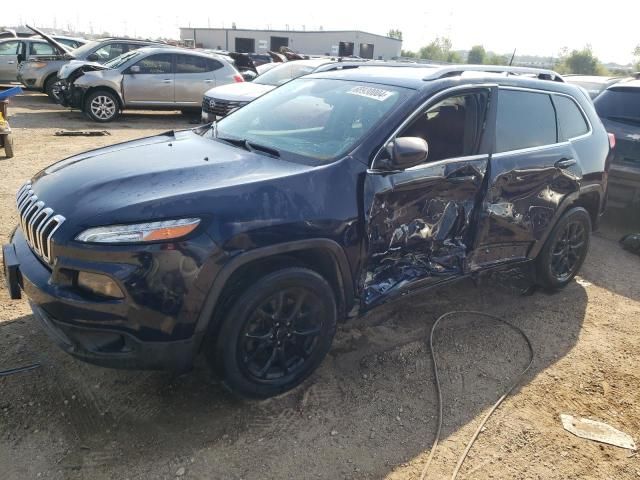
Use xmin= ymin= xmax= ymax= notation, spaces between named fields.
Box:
xmin=0 ymin=40 xmax=21 ymax=82
xmin=470 ymin=88 xmax=582 ymax=269
xmin=362 ymin=87 xmax=497 ymax=307
xmin=173 ymin=54 xmax=219 ymax=105
xmin=122 ymin=53 xmax=174 ymax=105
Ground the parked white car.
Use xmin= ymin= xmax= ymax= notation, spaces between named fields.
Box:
xmin=201 ymin=58 xmax=338 ymax=122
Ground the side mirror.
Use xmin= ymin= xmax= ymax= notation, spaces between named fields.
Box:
xmin=87 ymin=53 xmax=99 ymax=62
xmin=384 ymin=137 xmax=429 ymax=170
xmin=129 ymin=65 xmax=140 ymax=74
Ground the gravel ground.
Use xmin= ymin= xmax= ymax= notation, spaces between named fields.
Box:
xmin=1 ymin=92 xmax=639 ymax=480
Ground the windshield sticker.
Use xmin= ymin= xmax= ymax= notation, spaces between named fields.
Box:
xmin=346 ymin=86 xmax=394 ymax=102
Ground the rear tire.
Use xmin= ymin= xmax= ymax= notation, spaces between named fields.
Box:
xmin=84 ymin=90 xmax=120 ymax=122
xmin=535 ymin=207 xmax=591 ymax=290
xmin=211 ymin=267 xmax=337 ymax=398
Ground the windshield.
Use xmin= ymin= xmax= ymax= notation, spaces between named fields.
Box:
xmin=595 ymin=88 xmax=640 ymax=122
xmin=69 ymin=40 xmax=100 ymax=58
xmin=214 ymin=78 xmax=409 ymax=162
xmin=254 ymin=62 xmax=325 ymax=86
xmin=105 ymin=50 xmax=141 ymax=69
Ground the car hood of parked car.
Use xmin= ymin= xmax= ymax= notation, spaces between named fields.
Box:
xmin=28 ymin=129 xmax=314 ymax=226
xmin=203 ymin=82 xmax=275 ymax=103
xmin=58 ymin=60 xmax=110 ymax=79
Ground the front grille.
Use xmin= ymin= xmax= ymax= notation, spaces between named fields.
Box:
xmin=16 ymin=182 xmax=65 ymax=264
xmin=202 ymin=97 xmax=247 ymax=117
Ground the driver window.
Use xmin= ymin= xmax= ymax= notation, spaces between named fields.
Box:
xmin=399 ymin=91 xmax=489 ymax=163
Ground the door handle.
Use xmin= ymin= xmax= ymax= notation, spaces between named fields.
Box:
xmin=162 ymin=79 xmax=173 ymax=83
xmin=555 ymin=158 xmax=576 ymax=169
xmin=448 ymin=175 xmax=477 ymax=183
xmin=7 ymin=61 xmax=15 ymax=64
xmin=204 ymin=79 xmax=214 ymax=83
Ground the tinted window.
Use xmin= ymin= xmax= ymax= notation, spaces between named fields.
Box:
xmin=554 ymin=95 xmax=589 ymax=140
xmin=400 ymin=91 xmax=489 ymax=162
xmin=0 ymin=41 xmax=20 ymax=55
xmin=496 ymin=90 xmax=556 ymax=152
xmin=134 ymin=54 xmax=173 ymax=74
xmin=175 ymin=55 xmax=222 ymax=74
xmin=30 ymin=42 xmax=55 ymax=55
xmin=594 ymin=88 xmax=640 ymax=122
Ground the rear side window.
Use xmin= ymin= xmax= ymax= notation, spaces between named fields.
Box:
xmin=175 ymin=55 xmax=222 ymax=74
xmin=496 ymin=90 xmax=556 ymax=153
xmin=0 ymin=41 xmax=20 ymax=55
xmin=554 ymin=95 xmax=589 ymax=140
xmin=594 ymin=88 xmax=640 ymax=123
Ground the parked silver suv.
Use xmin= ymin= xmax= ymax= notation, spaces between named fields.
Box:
xmin=17 ymin=26 xmax=161 ymax=98
xmin=57 ymin=47 xmax=244 ymax=122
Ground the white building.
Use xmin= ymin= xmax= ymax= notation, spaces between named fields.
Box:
xmin=179 ymin=27 xmax=402 ymax=60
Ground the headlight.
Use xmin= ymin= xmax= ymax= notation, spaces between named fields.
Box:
xmin=77 ymin=271 xmax=124 ymax=299
xmin=75 ymin=218 xmax=200 ymax=243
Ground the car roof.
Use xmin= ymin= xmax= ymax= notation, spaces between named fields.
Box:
xmin=607 ymin=79 xmax=640 ymax=89
xmin=134 ymin=45 xmax=225 ymax=59
xmin=564 ymin=75 xmax=620 ymax=82
xmin=308 ymin=64 xmax=575 ymax=91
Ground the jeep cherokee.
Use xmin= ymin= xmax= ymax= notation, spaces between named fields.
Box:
xmin=3 ymin=64 xmax=611 ymax=398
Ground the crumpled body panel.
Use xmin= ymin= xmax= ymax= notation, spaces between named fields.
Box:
xmin=363 ymin=158 xmax=488 ymax=306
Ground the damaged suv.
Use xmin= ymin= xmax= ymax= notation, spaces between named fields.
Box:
xmin=3 ymin=65 xmax=611 ymax=398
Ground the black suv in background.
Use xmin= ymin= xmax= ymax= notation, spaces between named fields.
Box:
xmin=594 ymin=80 xmax=640 ymax=211
xmin=4 ymin=65 xmax=611 ymax=398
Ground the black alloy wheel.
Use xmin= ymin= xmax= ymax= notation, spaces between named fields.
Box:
xmin=536 ymin=207 xmax=591 ymax=290
xmin=213 ymin=267 xmax=337 ymax=398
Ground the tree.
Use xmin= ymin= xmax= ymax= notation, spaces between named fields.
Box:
xmin=388 ymin=29 xmax=402 ymax=40
xmin=401 ymin=49 xmax=417 ymax=58
xmin=634 ymin=45 xmax=640 ymax=71
xmin=557 ymin=46 xmax=604 ymax=75
xmin=486 ymin=53 xmax=508 ymax=65
xmin=418 ymin=37 xmax=459 ymax=63
xmin=467 ymin=45 xmax=486 ymax=64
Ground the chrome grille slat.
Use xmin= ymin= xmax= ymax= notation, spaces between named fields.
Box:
xmin=14 ymin=182 xmax=65 ymax=265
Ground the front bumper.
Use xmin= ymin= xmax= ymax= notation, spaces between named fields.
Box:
xmin=3 ymin=228 xmax=214 ymax=371
xmin=56 ymin=80 xmax=84 ymax=108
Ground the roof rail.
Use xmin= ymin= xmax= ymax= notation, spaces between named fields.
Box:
xmin=423 ymin=65 xmax=564 ymax=82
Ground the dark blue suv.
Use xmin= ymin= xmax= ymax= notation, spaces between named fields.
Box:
xmin=3 ymin=65 xmax=611 ymax=398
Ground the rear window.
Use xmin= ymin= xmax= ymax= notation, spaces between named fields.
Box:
xmin=496 ymin=90 xmax=556 ymax=153
xmin=594 ymin=88 xmax=640 ymax=123
xmin=554 ymin=95 xmax=589 ymax=140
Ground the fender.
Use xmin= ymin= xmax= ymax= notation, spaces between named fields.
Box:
xmin=527 ymin=184 xmax=603 ymax=259
xmin=194 ymin=238 xmax=355 ymax=338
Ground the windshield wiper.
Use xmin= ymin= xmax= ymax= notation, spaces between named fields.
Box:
xmin=214 ymin=130 xmax=280 ymax=158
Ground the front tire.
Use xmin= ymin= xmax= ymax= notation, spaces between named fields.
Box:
xmin=84 ymin=90 xmax=120 ymax=122
xmin=44 ymin=75 xmax=58 ymax=101
xmin=536 ymin=207 xmax=591 ymax=290
xmin=212 ymin=267 xmax=337 ymax=398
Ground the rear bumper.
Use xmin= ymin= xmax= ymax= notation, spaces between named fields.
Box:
xmin=607 ymin=163 xmax=640 ymax=210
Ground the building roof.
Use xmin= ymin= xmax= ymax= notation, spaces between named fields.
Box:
xmin=179 ymin=27 xmax=402 ymax=43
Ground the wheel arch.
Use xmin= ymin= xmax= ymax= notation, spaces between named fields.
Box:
xmin=194 ymin=239 xmax=355 ymax=349
xmin=528 ymin=185 xmax=602 ymax=259
xmin=42 ymin=72 xmax=58 ymax=92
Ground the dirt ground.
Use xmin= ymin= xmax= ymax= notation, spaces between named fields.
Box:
xmin=1 ymin=92 xmax=639 ymax=480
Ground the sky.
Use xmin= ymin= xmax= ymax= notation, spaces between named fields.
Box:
xmin=5 ymin=0 xmax=639 ymax=64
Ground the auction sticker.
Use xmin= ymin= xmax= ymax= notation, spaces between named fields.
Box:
xmin=347 ymin=86 xmax=394 ymax=101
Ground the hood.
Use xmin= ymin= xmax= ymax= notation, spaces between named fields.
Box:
xmin=59 ymin=60 xmax=109 ymax=79
xmin=26 ymin=24 xmax=71 ymax=56
xmin=29 ymin=129 xmax=313 ymax=227
xmin=203 ymin=82 xmax=274 ymax=102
